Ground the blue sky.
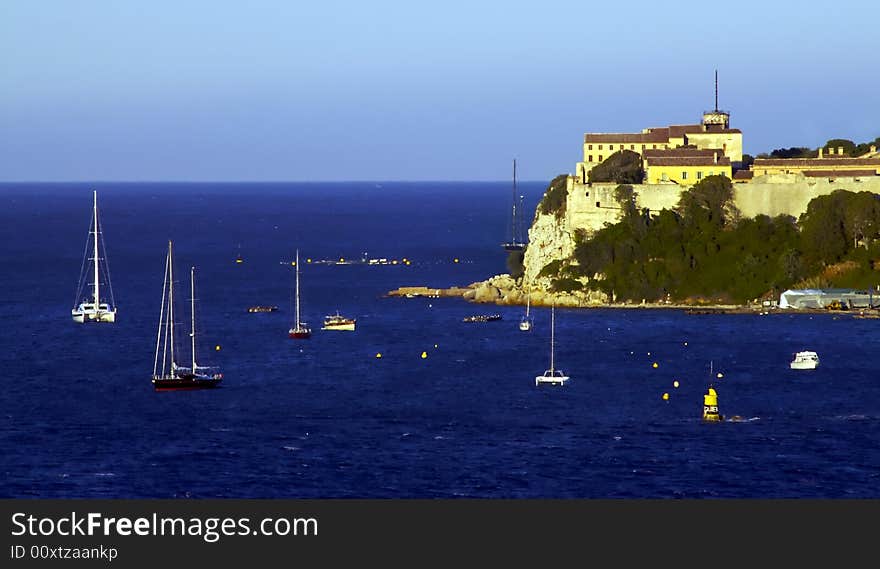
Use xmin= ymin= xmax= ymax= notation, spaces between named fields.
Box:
xmin=1 ymin=0 xmax=878 ymax=182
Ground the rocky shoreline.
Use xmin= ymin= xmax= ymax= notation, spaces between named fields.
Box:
xmin=386 ymin=274 xmax=880 ymax=316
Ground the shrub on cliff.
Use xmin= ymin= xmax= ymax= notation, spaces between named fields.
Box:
xmin=538 ymin=174 xmax=570 ymax=217
xmin=587 ymin=150 xmax=644 ymax=184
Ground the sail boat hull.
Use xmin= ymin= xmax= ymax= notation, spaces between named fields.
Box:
xmin=72 ymin=304 xmax=117 ymax=323
xmin=289 ymin=327 xmax=311 ymax=339
xmin=152 ymin=376 xmax=222 ymax=390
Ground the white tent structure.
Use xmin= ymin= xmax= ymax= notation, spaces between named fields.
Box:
xmin=778 ymin=288 xmax=876 ymax=309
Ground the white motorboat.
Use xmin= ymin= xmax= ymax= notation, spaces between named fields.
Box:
xmin=790 ymin=351 xmax=819 ymax=370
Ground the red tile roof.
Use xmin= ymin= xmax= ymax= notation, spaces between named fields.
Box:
xmin=753 ymin=158 xmax=880 ymax=167
xmin=733 ymin=170 xmax=754 ymax=179
xmin=646 ymin=156 xmax=731 ymax=167
xmin=803 ymin=170 xmax=878 ymax=177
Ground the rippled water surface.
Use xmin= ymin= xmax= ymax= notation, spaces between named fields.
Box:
xmin=2 ymin=182 xmax=878 ymax=498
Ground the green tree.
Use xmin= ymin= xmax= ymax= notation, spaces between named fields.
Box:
xmin=538 ymin=174 xmax=570 ymax=217
xmin=587 ymin=150 xmax=644 ymax=184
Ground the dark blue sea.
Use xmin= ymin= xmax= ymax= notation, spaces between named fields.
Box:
xmin=2 ymin=182 xmax=879 ymax=498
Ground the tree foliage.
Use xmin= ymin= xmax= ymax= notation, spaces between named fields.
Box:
xmin=587 ymin=150 xmax=644 ymax=184
xmin=538 ymin=174 xmax=570 ymax=217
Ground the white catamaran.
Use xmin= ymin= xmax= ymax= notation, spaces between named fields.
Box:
xmin=152 ymin=240 xmax=222 ymax=390
xmin=72 ymin=190 xmax=117 ymax=323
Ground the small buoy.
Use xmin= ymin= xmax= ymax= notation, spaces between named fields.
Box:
xmin=420 ymin=351 xmax=427 ymax=359
xmin=375 ymin=353 xmax=382 ymax=358
xmin=673 ymin=380 xmax=680 ymax=388
xmin=717 ymin=372 xmax=723 ymax=379
xmin=684 ymin=342 xmax=688 ymax=346
xmin=453 ymin=258 xmax=459 ymax=263
xmin=307 ymin=258 xmax=312 ymax=263
xmin=215 ymin=345 xmax=221 ymax=351
xmin=291 ymin=261 xmax=296 ymax=266
xmin=652 ymin=362 xmax=659 ymax=368
xmin=647 ymin=352 xmax=651 ymax=356
xmin=662 ymin=392 xmax=669 ymax=401
xmin=339 ymin=257 xmax=344 ymax=262
xmin=433 ymin=344 xmax=438 ymax=348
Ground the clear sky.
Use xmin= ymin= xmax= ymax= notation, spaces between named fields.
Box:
xmin=1 ymin=0 xmax=878 ymax=182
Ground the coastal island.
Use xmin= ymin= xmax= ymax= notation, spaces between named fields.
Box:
xmin=390 ymin=105 xmax=880 ymax=312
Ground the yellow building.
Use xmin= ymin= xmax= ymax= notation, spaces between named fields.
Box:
xmin=577 ymin=109 xmax=743 ymax=183
xmin=751 ymin=153 xmax=880 ymax=177
xmin=643 ymin=149 xmax=732 ymax=184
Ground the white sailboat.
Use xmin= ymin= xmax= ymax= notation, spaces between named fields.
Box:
xmin=519 ymin=289 xmax=533 ymax=331
xmin=288 ymin=249 xmax=312 ymax=339
xmin=71 ymin=190 xmax=117 ymax=323
xmin=535 ymin=305 xmax=569 ymax=386
xmin=152 ymin=240 xmax=222 ymax=390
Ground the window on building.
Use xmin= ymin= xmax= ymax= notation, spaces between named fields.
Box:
xmin=588 ymin=144 xmax=593 ymax=150
xmin=652 ymin=144 xmax=657 ymax=149
xmin=682 ymin=171 xmax=688 ymax=180
xmin=641 ymin=145 xmax=646 ymax=150
xmin=588 ymin=155 xmax=593 ymax=162
xmin=585 ymin=191 xmax=589 ymax=197
xmin=598 ymin=145 xmax=603 ymax=150
xmin=596 ymin=201 xmax=601 ymax=207
xmin=598 ymin=155 xmax=603 ymax=162
xmin=697 ymin=171 xmax=703 ymax=179
xmin=630 ymin=144 xmax=635 ymax=150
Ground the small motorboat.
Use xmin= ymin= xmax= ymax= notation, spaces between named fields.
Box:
xmin=790 ymin=351 xmax=819 ymax=370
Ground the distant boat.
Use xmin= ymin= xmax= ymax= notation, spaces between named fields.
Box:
xmin=235 ymin=243 xmax=243 ymax=264
xmin=519 ymin=289 xmax=533 ymax=331
xmin=289 ymin=249 xmax=312 ymax=339
xmin=322 ymin=310 xmax=356 ymax=331
xmin=463 ymin=314 xmax=502 ymax=323
xmin=71 ymin=190 xmax=117 ymax=323
xmin=152 ymin=241 xmax=222 ymax=390
xmin=502 ymin=159 xmax=527 ymax=252
xmin=247 ymin=305 xmax=278 ymax=313
xmin=535 ymin=305 xmax=569 ymax=386
xmin=790 ymin=350 xmax=819 ymax=370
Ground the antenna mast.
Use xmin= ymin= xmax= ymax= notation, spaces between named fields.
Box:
xmin=714 ymin=69 xmax=718 ymax=112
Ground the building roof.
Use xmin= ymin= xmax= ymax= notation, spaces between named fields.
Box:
xmin=733 ymin=170 xmax=754 ymax=179
xmin=753 ymin=158 xmax=880 ymax=167
xmin=643 ymin=147 xmax=720 ymax=158
xmin=802 ymin=169 xmax=878 ymax=177
xmin=584 ymin=131 xmax=670 ymax=143
xmin=646 ymin=156 xmax=731 ymax=167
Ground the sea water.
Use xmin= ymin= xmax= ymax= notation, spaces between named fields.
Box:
xmin=1 ymin=182 xmax=878 ymax=498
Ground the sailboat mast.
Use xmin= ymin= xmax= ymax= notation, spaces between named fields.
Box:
xmin=550 ymin=305 xmax=555 ymax=372
xmin=512 ymin=159 xmax=518 ymax=245
xmin=154 ymin=246 xmax=171 ymax=378
xmin=295 ymin=249 xmax=301 ymax=326
xmin=168 ymin=241 xmax=175 ymax=371
xmin=92 ymin=191 xmax=100 ymax=306
xmin=191 ymin=266 xmax=197 ymax=372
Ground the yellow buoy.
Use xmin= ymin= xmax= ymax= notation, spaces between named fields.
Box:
xmin=673 ymin=380 xmax=680 ymax=388
xmin=716 ymin=372 xmax=723 ymax=379
xmin=420 ymin=351 xmax=427 ymax=359
xmin=339 ymin=257 xmax=344 ymax=262
xmin=375 ymin=353 xmax=382 ymax=359
xmin=662 ymin=392 xmax=669 ymax=401
xmin=215 ymin=345 xmax=221 ymax=351
xmin=652 ymin=362 xmax=659 ymax=369
xmin=291 ymin=261 xmax=296 ymax=266
xmin=702 ymin=386 xmax=723 ymax=422
xmin=307 ymin=258 xmax=312 ymax=263
xmin=453 ymin=258 xmax=459 ymax=263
